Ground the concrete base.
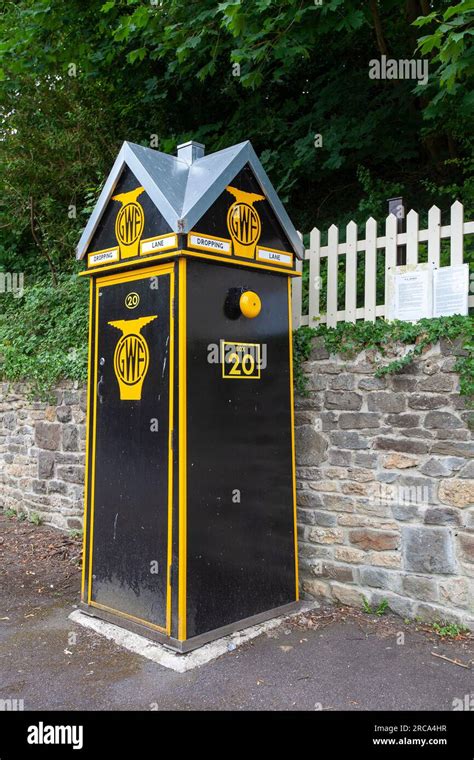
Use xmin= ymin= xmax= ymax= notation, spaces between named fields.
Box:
xmin=79 ymin=599 xmax=305 ymax=652
xmin=69 ymin=602 xmax=317 ymax=673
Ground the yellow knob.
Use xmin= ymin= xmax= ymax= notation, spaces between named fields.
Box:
xmin=239 ymin=290 xmax=261 ymax=319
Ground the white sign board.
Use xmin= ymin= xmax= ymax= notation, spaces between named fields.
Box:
xmin=388 ymin=264 xmax=433 ymax=322
xmin=256 ymin=247 xmax=293 ymax=266
xmin=88 ymin=248 xmax=119 ymax=266
xmin=140 ymin=234 xmax=177 ymax=255
xmin=433 ymin=264 xmax=469 ymax=317
xmin=188 ymin=233 xmax=231 ymax=253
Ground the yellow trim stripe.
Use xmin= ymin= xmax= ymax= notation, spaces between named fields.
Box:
xmin=166 ymin=270 xmax=175 ymax=634
xmin=89 ymin=601 xmax=166 ymax=633
xmin=87 ymin=275 xmax=100 ymax=604
xmin=80 ymin=250 xmax=177 ymax=276
xmin=81 ymin=278 xmax=94 ymax=601
xmin=288 ymin=277 xmax=299 ymax=601
xmin=181 ymin=249 xmax=301 ymax=276
xmin=90 ymin=262 xmax=173 ymax=287
xmin=178 ymin=257 xmax=187 ymax=641
xmin=87 ymin=263 xmax=175 ymax=635
xmin=80 ymin=249 xmax=302 ymax=278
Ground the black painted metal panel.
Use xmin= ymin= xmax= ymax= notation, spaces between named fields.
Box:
xmin=86 ymin=166 xmax=173 ymax=259
xmin=90 ymin=271 xmax=172 ymax=628
xmin=81 ymin=281 xmax=96 ymax=602
xmin=192 ymin=163 xmax=294 ymax=255
xmin=185 ymin=259 xmax=296 ymax=637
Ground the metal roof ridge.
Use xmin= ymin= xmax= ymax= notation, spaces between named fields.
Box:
xmin=76 ymin=139 xmax=303 ymax=260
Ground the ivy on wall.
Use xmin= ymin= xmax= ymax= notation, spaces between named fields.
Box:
xmin=294 ymin=315 xmax=474 ymax=405
xmin=0 ymin=274 xmax=89 ymax=399
xmin=1 ymin=273 xmax=472 ymax=408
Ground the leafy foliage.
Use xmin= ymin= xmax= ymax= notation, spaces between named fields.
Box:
xmin=415 ymin=1 xmax=474 ymax=95
xmin=294 ymin=315 xmax=474 ymax=403
xmin=293 ymin=322 xmax=319 ymax=395
xmin=1 ymin=0 xmax=473 ymax=281
xmin=0 ymin=273 xmax=89 ymax=398
xmin=361 ymin=596 xmax=389 ymax=616
xmin=0 ymin=0 xmax=472 ymax=389
xmin=431 ymin=621 xmax=470 ymax=638
xmin=375 ymin=599 xmax=389 ymax=617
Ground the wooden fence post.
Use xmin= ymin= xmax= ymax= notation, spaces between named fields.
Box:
xmin=308 ymin=227 xmax=320 ymax=325
xmin=292 ymin=232 xmax=303 ymax=331
xmin=345 ymin=220 xmax=357 ymax=323
xmin=364 ymin=217 xmax=377 ymax=322
xmin=327 ymin=225 xmax=338 ymax=328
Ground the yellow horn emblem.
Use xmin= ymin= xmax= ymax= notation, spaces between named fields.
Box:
xmin=112 ymin=186 xmax=145 ymax=259
xmin=226 ymin=186 xmax=265 ymax=259
xmin=108 ymin=315 xmax=157 ymax=401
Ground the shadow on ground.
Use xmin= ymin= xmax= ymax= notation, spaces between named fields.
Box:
xmin=0 ymin=515 xmax=472 ymax=711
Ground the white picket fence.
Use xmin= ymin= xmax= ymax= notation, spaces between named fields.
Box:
xmin=292 ymin=201 xmax=474 ymax=330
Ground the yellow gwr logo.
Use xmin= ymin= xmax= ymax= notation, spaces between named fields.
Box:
xmin=112 ymin=187 xmax=145 ymax=259
xmin=108 ymin=315 xmax=157 ymax=400
xmin=226 ymin=186 xmax=265 ymax=259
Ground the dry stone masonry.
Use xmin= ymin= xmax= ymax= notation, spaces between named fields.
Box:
xmin=0 ymin=338 xmax=473 ymax=627
xmin=0 ymin=381 xmax=86 ymax=530
xmin=296 ymin=339 xmax=473 ymax=630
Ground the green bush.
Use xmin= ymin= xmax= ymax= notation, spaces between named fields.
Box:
xmin=293 ymin=315 xmax=474 ymax=404
xmin=0 ymin=273 xmax=89 ymax=399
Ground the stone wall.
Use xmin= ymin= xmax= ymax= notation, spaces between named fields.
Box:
xmin=296 ymin=339 xmax=474 ymax=630
xmin=0 ymin=381 xmax=86 ymax=530
xmin=0 ymin=338 xmax=473 ymax=627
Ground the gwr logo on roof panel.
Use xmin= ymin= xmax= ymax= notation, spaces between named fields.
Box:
xmin=226 ymin=186 xmax=265 ymax=259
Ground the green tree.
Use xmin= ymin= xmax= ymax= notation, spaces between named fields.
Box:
xmin=0 ymin=0 xmax=472 ymax=391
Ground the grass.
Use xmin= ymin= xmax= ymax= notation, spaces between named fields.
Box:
xmin=3 ymin=508 xmax=43 ymax=526
xmin=362 ymin=596 xmax=389 ymax=616
xmin=375 ymin=599 xmax=389 ymax=617
xmin=432 ymin=622 xmax=469 ymax=639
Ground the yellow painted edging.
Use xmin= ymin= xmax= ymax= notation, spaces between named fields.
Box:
xmin=166 ymin=270 xmax=175 ymax=634
xmin=87 ymin=262 xmax=175 ymax=635
xmin=288 ymin=277 xmax=299 ymax=601
xmin=79 ymin=249 xmax=302 ymax=278
xmin=89 ymin=601 xmax=166 ymax=633
xmin=81 ymin=278 xmax=94 ymax=601
xmin=178 ymin=257 xmax=187 ymax=641
xmin=79 ymin=250 xmax=177 ymax=277
xmin=87 ymin=275 xmax=100 ymax=605
xmin=181 ymin=249 xmax=301 ymax=276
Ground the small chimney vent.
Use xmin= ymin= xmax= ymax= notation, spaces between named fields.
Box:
xmin=177 ymin=140 xmax=205 ymax=164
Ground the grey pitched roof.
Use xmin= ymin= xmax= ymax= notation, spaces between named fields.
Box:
xmin=76 ymin=140 xmax=303 ymax=259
